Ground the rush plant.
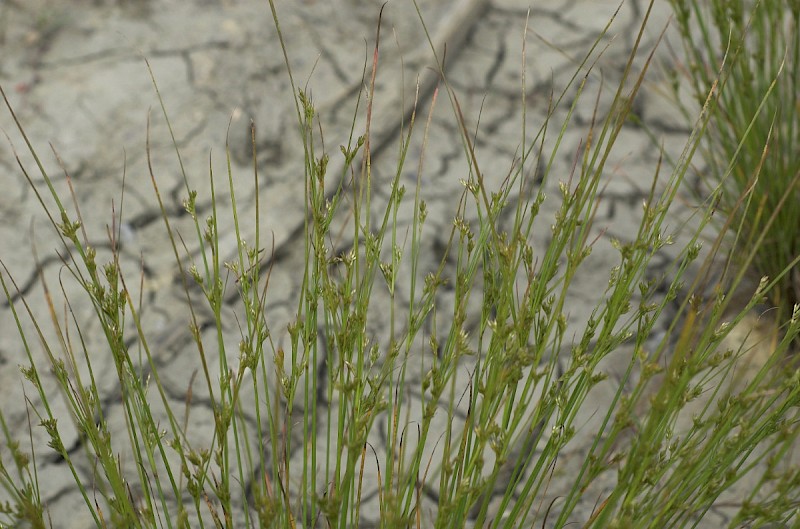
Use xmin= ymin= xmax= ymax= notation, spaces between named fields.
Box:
xmin=1 ymin=1 xmax=798 ymax=527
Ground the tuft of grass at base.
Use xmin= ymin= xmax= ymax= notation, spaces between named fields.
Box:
xmin=668 ymin=0 xmax=800 ymax=323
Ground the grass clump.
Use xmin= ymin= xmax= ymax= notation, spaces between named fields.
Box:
xmin=0 ymin=0 xmax=798 ymax=527
xmin=668 ymin=0 xmax=800 ymax=322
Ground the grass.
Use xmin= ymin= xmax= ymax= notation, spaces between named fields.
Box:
xmin=0 ymin=0 xmax=799 ymax=527
xmin=668 ymin=0 xmax=800 ymax=323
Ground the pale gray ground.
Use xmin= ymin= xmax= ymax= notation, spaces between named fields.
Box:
xmin=0 ymin=1 xmax=780 ymax=527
